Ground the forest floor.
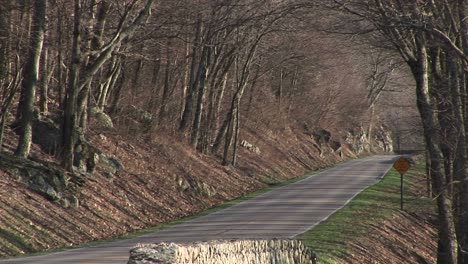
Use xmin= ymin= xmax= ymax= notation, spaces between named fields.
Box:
xmin=0 ymin=122 xmax=436 ymax=262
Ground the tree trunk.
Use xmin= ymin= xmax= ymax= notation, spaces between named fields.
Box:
xmin=457 ymin=1 xmax=468 ymax=261
xmin=130 ymin=59 xmax=144 ymax=104
xmin=448 ymin=52 xmax=468 ymax=263
xmin=425 ymin=150 xmax=433 ymax=198
xmin=39 ymin=48 xmax=49 ymax=115
xmin=287 ymin=66 xmax=298 ymax=118
xmin=0 ymin=71 xmax=20 ymax=151
xmin=57 ymin=10 xmax=66 ymax=110
xmin=180 ymin=38 xmax=190 ymax=120
xmin=97 ymin=56 xmax=120 ymax=110
xmin=278 ymin=68 xmax=283 ymax=116
xmin=147 ymin=50 xmax=161 ymax=112
xmin=191 ymin=47 xmax=209 ymax=148
xmin=212 ymin=115 xmax=229 ymax=155
xmin=109 ymin=62 xmax=126 ymax=115
xmin=159 ymin=39 xmax=173 ymax=125
xmin=204 ymin=67 xmax=230 ymax=154
xmin=0 ymin=2 xmax=10 ymax=87
xmin=222 ymin=112 xmax=233 ymax=166
xmin=232 ymin=99 xmax=240 ymax=166
xmin=15 ymin=0 xmax=46 ymax=158
xmin=179 ymin=16 xmax=202 ymax=132
xmin=223 ymin=80 xmax=249 ymax=166
xmin=0 ymin=2 xmax=12 ymax=150
xmin=246 ymin=65 xmax=261 ymax=115
xmin=62 ymin=0 xmax=82 ymax=170
xmin=412 ymin=33 xmax=458 ymax=264
xmin=368 ymin=105 xmax=375 ymax=152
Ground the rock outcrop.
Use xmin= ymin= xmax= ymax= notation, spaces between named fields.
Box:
xmin=302 ymin=124 xmax=393 ymax=159
xmin=128 ymin=240 xmax=316 ymax=264
xmin=90 ymin=107 xmax=114 ymax=129
xmin=343 ymin=126 xmax=393 ymax=155
xmin=0 ymin=152 xmax=82 ymax=207
xmin=10 ymin=116 xmax=123 ymax=203
xmin=240 ymin=140 xmax=260 ymax=154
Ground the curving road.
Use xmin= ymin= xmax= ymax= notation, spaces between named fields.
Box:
xmin=1 ymin=155 xmax=398 ymax=264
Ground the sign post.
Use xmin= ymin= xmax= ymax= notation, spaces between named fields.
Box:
xmin=393 ymin=157 xmax=411 ymax=210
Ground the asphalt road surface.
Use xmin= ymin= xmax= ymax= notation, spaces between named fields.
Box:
xmin=1 ymin=155 xmax=398 ymax=264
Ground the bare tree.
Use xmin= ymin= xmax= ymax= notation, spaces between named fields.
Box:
xmin=15 ymin=0 xmax=47 ymax=158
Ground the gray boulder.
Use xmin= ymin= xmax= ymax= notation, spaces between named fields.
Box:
xmin=90 ymin=107 xmax=114 ymax=129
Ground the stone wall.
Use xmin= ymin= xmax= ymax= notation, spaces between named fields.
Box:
xmin=128 ymin=239 xmax=316 ymax=264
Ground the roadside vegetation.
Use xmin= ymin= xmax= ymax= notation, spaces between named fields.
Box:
xmin=300 ymin=158 xmax=437 ymax=263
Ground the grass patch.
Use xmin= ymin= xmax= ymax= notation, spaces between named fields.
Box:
xmin=299 ymin=160 xmax=434 ymax=263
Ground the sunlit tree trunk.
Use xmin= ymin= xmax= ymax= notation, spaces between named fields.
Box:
xmin=15 ymin=0 xmax=46 ymax=158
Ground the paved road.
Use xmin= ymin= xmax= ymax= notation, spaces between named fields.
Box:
xmin=1 ymin=155 xmax=397 ymax=264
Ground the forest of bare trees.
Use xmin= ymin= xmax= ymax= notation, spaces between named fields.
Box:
xmin=4 ymin=0 xmax=465 ymax=263
xmin=2 ymin=0 xmax=384 ymax=168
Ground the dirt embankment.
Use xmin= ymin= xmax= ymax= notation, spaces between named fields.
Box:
xmin=0 ymin=124 xmax=435 ymax=262
xmin=347 ymin=212 xmax=437 ymax=264
xmin=0 ymin=123 xmax=344 ymax=258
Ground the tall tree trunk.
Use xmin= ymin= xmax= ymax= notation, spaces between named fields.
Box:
xmin=62 ymin=0 xmax=82 ymax=170
xmin=179 ymin=16 xmax=202 ymax=131
xmin=191 ymin=47 xmax=209 ymax=148
xmin=448 ymin=52 xmax=468 ymax=263
xmin=457 ymin=1 xmax=468 ymax=261
xmin=0 ymin=2 xmax=12 ymax=150
xmin=223 ymin=81 xmax=249 ymax=166
xmin=412 ymin=33 xmax=458 ymax=264
xmin=180 ymin=38 xmax=190 ymax=120
xmin=15 ymin=0 xmax=46 ymax=158
xmin=57 ymin=9 xmax=65 ymax=110
xmin=205 ymin=66 xmax=230 ymax=154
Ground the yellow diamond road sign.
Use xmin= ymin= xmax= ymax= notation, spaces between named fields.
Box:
xmin=393 ymin=157 xmax=411 ymax=175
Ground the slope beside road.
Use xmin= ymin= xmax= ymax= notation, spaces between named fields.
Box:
xmin=1 ymin=155 xmax=398 ymax=264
